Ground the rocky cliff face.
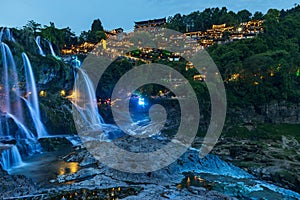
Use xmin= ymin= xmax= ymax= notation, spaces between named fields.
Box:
xmin=0 ymin=32 xmax=76 ymax=136
xmin=211 ymin=136 xmax=300 ymax=193
xmin=39 ymin=94 xmax=76 ymax=135
xmin=227 ymin=101 xmax=300 ymax=125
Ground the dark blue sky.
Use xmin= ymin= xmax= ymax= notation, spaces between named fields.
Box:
xmin=1 ymin=0 xmax=297 ymax=35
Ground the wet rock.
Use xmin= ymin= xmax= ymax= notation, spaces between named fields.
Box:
xmin=227 ymin=101 xmax=300 ymax=125
xmin=122 ymin=185 xmax=237 ymax=200
xmin=52 ymin=167 xmax=101 ymax=183
xmin=43 ymin=135 xmax=242 ymax=199
xmin=40 ymin=95 xmax=76 ymax=135
xmin=79 ymin=154 xmax=98 ymax=167
xmin=0 ymin=167 xmax=37 ymax=199
xmin=213 ymin=136 xmax=300 ymax=193
xmin=39 ymin=137 xmax=73 ymax=151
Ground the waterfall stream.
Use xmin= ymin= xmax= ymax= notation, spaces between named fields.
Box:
xmin=35 ymin=36 xmax=45 ymax=56
xmin=0 ymin=39 xmax=46 ymax=171
xmin=22 ymin=53 xmax=48 ymax=138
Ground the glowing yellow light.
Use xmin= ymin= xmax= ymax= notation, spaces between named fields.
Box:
xmin=198 ymin=177 xmax=205 ymax=182
xmin=193 ymin=74 xmax=206 ymax=81
xmin=187 ymin=177 xmax=191 ymax=183
xmin=176 ymin=184 xmax=183 ymax=189
xmin=60 ymin=90 xmax=66 ymax=97
xmin=39 ymin=90 xmax=46 ymax=97
xmin=270 ymin=71 xmax=275 ymax=77
xmin=66 ymin=90 xmax=79 ymax=99
xmin=102 ymin=39 xmax=107 ymax=49
xmin=58 ymin=162 xmax=79 ymax=175
xmin=254 ymin=81 xmax=259 ymax=85
xmin=229 ymin=73 xmax=240 ymax=81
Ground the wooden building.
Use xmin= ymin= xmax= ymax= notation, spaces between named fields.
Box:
xmin=134 ymin=18 xmax=166 ymax=31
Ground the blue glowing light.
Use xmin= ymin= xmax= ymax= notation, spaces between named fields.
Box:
xmin=138 ymin=97 xmax=145 ymax=106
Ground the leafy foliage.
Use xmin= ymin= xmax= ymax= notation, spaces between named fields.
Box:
xmin=79 ymin=19 xmax=106 ymax=44
xmin=206 ymin=5 xmax=300 ymax=106
xmin=166 ymin=7 xmax=261 ymax=33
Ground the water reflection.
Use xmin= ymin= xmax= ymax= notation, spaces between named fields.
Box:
xmin=181 ymin=173 xmax=213 ymax=190
xmin=58 ymin=162 xmax=79 ymax=176
xmin=181 ymin=172 xmax=300 ymax=200
xmin=51 ymin=187 xmax=141 ymax=200
xmin=9 ymin=150 xmax=80 ymax=184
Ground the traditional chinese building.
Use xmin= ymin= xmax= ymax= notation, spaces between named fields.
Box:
xmin=185 ymin=20 xmax=264 ymax=47
xmin=61 ymin=28 xmax=124 ymax=55
xmin=134 ymin=18 xmax=166 ymax=31
xmin=105 ymin=28 xmax=124 ymax=38
xmin=61 ymin=42 xmax=95 ymax=55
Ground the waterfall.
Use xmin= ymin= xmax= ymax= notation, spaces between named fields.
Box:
xmin=5 ymin=28 xmax=15 ymax=42
xmin=48 ymin=41 xmax=56 ymax=57
xmin=71 ymin=67 xmax=104 ymax=131
xmin=1 ymin=42 xmax=24 ymax=123
xmin=70 ymin=67 xmax=123 ymax=141
xmin=71 ymin=56 xmax=81 ymax=67
xmin=6 ymin=113 xmax=35 ymax=139
xmin=6 ymin=113 xmax=41 ymax=156
xmin=35 ymin=36 xmax=45 ymax=56
xmin=0 ymin=28 xmax=15 ymax=42
xmin=22 ymin=53 xmax=48 ymax=138
xmin=0 ymin=145 xmax=24 ymax=171
xmin=0 ymin=43 xmax=43 ymax=170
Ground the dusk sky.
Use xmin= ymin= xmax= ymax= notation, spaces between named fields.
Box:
xmin=1 ymin=0 xmax=297 ymax=35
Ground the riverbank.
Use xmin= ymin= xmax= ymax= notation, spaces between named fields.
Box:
xmin=1 ymin=133 xmax=300 ymax=199
xmin=207 ymin=123 xmax=300 ymax=194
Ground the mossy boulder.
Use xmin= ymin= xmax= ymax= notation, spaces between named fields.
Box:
xmin=38 ymin=137 xmax=73 ymax=152
xmin=40 ymin=93 xmax=76 ymax=135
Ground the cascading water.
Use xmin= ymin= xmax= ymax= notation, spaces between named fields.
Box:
xmin=71 ymin=67 xmax=104 ymax=130
xmin=0 ymin=42 xmax=25 ymax=170
xmin=48 ymin=41 xmax=56 ymax=57
xmin=0 ymin=145 xmax=23 ymax=171
xmin=71 ymin=67 xmax=124 ymax=141
xmin=22 ymin=53 xmax=48 ymax=138
xmin=0 ymin=43 xmax=44 ymax=171
xmin=0 ymin=28 xmax=15 ymax=42
xmin=5 ymin=28 xmax=15 ymax=42
xmin=71 ymin=56 xmax=81 ymax=67
xmin=35 ymin=36 xmax=45 ymax=56
xmin=6 ymin=113 xmax=35 ymax=140
xmin=1 ymin=42 xmax=24 ymax=123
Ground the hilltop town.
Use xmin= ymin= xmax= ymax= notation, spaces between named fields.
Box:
xmin=61 ymin=17 xmax=264 ymax=55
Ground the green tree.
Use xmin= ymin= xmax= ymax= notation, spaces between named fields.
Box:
xmin=237 ymin=9 xmax=252 ymax=22
xmin=80 ymin=19 xmax=106 ymax=44
xmin=62 ymin=27 xmax=78 ymax=47
xmin=24 ymin=20 xmax=41 ymax=33
xmin=263 ymin=9 xmax=280 ymax=48
xmin=167 ymin=14 xmax=186 ymax=32
xmin=91 ymin=19 xmax=104 ymax=32
xmin=40 ymin=22 xmax=78 ymax=51
xmin=252 ymin=11 xmax=264 ymax=20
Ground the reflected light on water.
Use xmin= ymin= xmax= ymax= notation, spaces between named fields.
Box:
xmin=58 ymin=162 xmax=79 ymax=175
